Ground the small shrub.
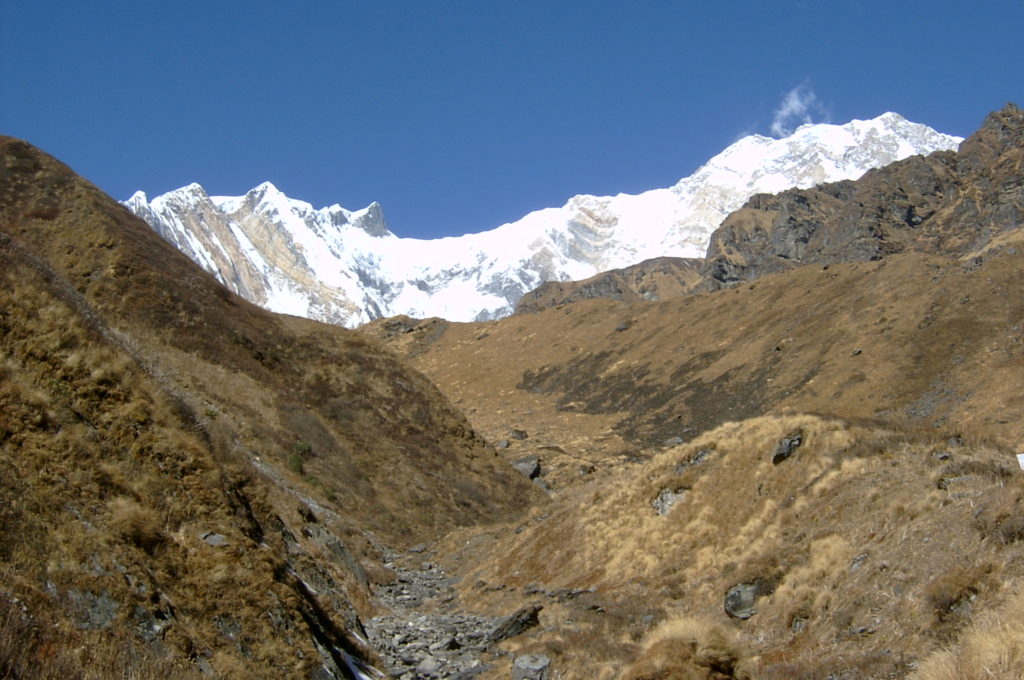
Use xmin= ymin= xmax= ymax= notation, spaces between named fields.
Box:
xmin=106 ymin=497 xmax=164 ymax=554
xmin=621 ymin=617 xmax=752 ymax=680
xmin=286 ymin=452 xmax=305 ymax=475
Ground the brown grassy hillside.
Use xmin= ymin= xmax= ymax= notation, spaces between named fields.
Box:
xmin=0 ymin=136 xmax=538 ymax=678
xmin=515 ymin=257 xmax=704 ymax=314
xmin=360 ymin=106 xmax=1024 ymax=678
xmin=364 ymin=247 xmax=1024 ymax=494
xmin=441 ymin=414 xmax=1024 ymax=679
xmin=364 ymin=250 xmax=1024 ymax=680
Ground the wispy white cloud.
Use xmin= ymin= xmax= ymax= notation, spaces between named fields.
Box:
xmin=770 ymin=83 xmax=829 ymax=138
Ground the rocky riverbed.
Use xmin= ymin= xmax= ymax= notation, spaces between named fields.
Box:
xmin=365 ymin=546 xmax=505 ymax=679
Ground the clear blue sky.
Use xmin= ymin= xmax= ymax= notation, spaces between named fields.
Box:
xmin=2 ymin=1 xmax=1020 ymax=239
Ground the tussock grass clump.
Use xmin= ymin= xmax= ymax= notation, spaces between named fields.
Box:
xmin=621 ymin=617 xmax=751 ymax=680
xmin=912 ymin=580 xmax=1024 ymax=680
xmin=106 ymin=497 xmax=165 ymax=554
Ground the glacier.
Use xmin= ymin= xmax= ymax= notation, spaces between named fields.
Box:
xmin=124 ymin=113 xmax=962 ymax=326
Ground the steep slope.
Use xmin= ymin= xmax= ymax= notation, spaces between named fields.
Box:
xmin=442 ymin=414 xmax=1024 ymax=679
xmin=0 ymin=136 xmax=538 ymax=678
xmin=703 ymin=104 xmax=1024 ymax=286
xmin=513 ymin=257 xmax=704 ymax=314
xmin=366 ymin=248 xmax=1024 ymax=491
xmin=357 ymin=106 xmax=1024 ymax=677
xmin=126 ymin=114 xmax=960 ymax=325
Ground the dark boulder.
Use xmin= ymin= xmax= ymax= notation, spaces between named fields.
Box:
xmin=771 ymin=431 xmax=803 ymax=465
xmin=489 ymin=604 xmax=543 ymax=643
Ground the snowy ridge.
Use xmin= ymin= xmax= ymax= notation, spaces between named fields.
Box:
xmin=124 ymin=113 xmax=961 ymax=326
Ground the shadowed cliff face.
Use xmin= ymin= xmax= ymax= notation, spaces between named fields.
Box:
xmin=0 ymin=136 xmax=538 ymax=678
xmin=703 ymin=103 xmax=1024 ymax=286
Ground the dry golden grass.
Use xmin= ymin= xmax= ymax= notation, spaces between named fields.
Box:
xmin=0 ymin=135 xmax=540 ymax=677
xmin=620 ymin=617 xmax=752 ymax=680
xmin=106 ymin=497 xmax=166 ymax=554
xmin=378 ymin=245 xmax=1024 ymax=501
xmin=0 ymin=594 xmax=203 ymax=679
xmin=440 ymin=413 xmax=1024 ymax=678
xmin=911 ymin=581 xmax=1024 ymax=679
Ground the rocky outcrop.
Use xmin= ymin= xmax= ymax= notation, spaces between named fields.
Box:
xmin=703 ymin=103 xmax=1024 ymax=287
xmin=514 ymin=257 xmax=704 ymax=313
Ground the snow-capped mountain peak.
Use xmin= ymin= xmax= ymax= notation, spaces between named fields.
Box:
xmin=124 ymin=113 xmax=962 ymax=327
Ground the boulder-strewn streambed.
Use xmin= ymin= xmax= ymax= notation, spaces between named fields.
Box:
xmin=366 ymin=546 xmax=507 ymax=679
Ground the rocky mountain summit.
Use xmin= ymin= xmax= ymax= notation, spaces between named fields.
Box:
xmin=125 ymin=113 xmax=960 ymax=326
xmin=513 ymin=104 xmax=1024 ymax=314
xmin=513 ymin=256 xmax=704 ymax=314
xmin=703 ymin=103 xmax=1024 ymax=287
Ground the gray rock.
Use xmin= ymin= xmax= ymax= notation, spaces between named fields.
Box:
xmin=724 ymin=579 xmax=775 ymax=619
xmin=771 ymin=431 xmax=803 ymax=465
xmin=215 ymin=615 xmax=242 ymax=640
xmin=132 ymin=604 xmax=173 ymax=641
xmin=416 ymin=655 xmax=442 ymax=676
xmin=68 ymin=588 xmax=120 ymax=630
xmin=938 ymin=474 xmax=976 ymax=490
xmin=200 ymin=531 xmax=229 ymax=546
xmin=195 ymin=657 xmax=215 ymax=675
xmin=509 ymin=429 xmax=529 ymax=440
xmin=724 ymin=583 xmax=759 ymax=619
xmin=651 ymin=488 xmax=687 ymax=515
xmin=512 ymin=455 xmax=541 ymax=479
xmin=489 ymin=604 xmax=543 ymax=643
xmin=302 ymin=524 xmax=368 ymax=586
xmin=512 ymin=654 xmax=551 ymax=680
xmin=675 ymin=448 xmax=713 ymax=473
